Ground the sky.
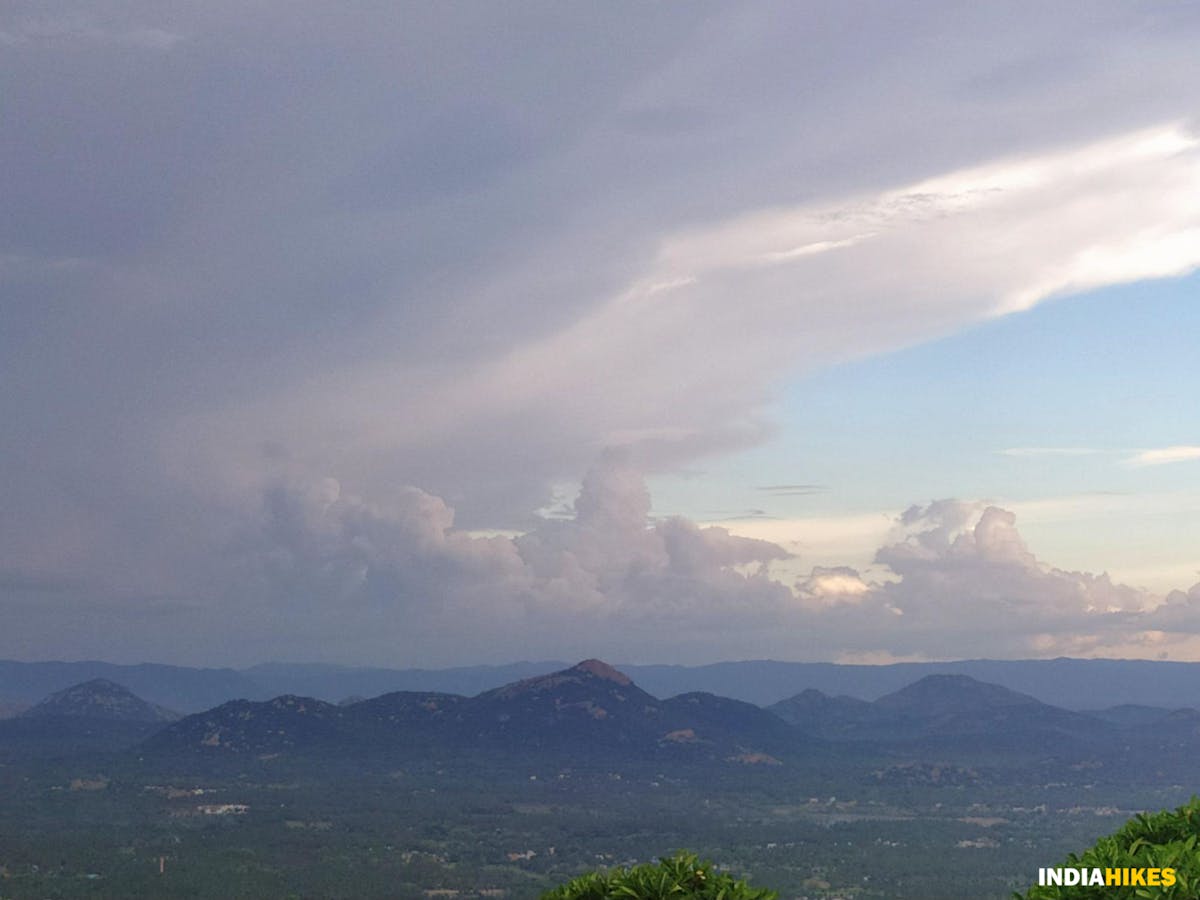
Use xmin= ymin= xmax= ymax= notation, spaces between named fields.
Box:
xmin=2 ymin=1 xmax=1199 ymax=667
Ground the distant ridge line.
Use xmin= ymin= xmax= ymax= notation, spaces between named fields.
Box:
xmin=6 ymin=657 xmax=1200 ymax=713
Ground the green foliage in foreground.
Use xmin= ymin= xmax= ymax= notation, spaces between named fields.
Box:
xmin=540 ymin=850 xmax=777 ymax=900
xmin=1017 ymin=797 xmax=1200 ymax=899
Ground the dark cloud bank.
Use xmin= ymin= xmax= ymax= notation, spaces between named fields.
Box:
xmin=3 ymin=2 xmax=1200 ymax=664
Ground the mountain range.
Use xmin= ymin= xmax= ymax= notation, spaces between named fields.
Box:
xmin=769 ymin=674 xmax=1110 ymax=753
xmin=140 ymin=659 xmax=798 ymax=764
xmin=6 ymin=659 xmax=1199 ymax=769
xmin=7 ymin=656 xmax=1200 ymax=714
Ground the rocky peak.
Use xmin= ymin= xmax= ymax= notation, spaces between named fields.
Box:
xmin=570 ymin=659 xmax=632 ymax=685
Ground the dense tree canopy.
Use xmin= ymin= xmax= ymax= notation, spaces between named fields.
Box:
xmin=1018 ymin=798 xmax=1200 ymax=899
xmin=540 ymin=851 xmax=777 ymax=900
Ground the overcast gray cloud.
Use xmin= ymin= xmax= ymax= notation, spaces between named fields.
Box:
xmin=3 ymin=2 xmax=1200 ymax=663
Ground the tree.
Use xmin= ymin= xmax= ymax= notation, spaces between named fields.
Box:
xmin=540 ymin=851 xmax=777 ymax=900
xmin=1017 ymin=797 xmax=1200 ymax=899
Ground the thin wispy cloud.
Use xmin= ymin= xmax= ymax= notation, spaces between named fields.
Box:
xmin=1125 ymin=446 xmax=1200 ymax=467
xmin=755 ymin=484 xmax=828 ymax=496
xmin=998 ymin=447 xmax=1104 ymax=457
xmin=0 ymin=16 xmax=183 ymax=49
xmin=757 ymin=233 xmax=875 ymax=264
xmin=706 ymin=509 xmax=778 ymax=521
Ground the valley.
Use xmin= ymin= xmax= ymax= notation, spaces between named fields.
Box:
xmin=1 ymin=660 xmax=1198 ymax=898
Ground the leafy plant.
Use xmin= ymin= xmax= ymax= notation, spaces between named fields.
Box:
xmin=1016 ymin=797 xmax=1200 ymax=899
xmin=540 ymin=850 xmax=777 ymax=900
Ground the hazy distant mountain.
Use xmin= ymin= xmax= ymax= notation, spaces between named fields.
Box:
xmin=143 ymin=695 xmax=347 ymax=756
xmin=2 ymin=658 xmax=1198 ymax=776
xmin=345 ymin=690 xmax=468 ymax=751
xmin=12 ymin=656 xmax=1200 ymax=712
xmin=624 ymin=658 xmax=1200 ymax=710
xmin=142 ymin=660 xmax=796 ymax=764
xmin=768 ymin=688 xmax=880 ymax=738
xmin=0 ymin=659 xmax=568 ymax=712
xmin=456 ymin=659 xmax=666 ymax=751
xmin=1144 ymin=707 xmax=1200 ymax=742
xmin=0 ymin=700 xmax=27 ymax=719
xmin=348 ymin=690 xmax=467 ymax=725
xmin=768 ymin=674 xmax=1110 ymax=750
xmin=0 ymin=660 xmax=263 ymax=711
xmin=875 ymin=674 xmax=1108 ymax=748
xmin=144 ymin=661 xmax=664 ymax=758
xmin=1 ymin=680 xmax=177 ymax=761
xmin=1080 ymin=704 xmax=1181 ymax=728
xmin=11 ymin=660 xmax=1200 ymax=770
xmin=22 ymin=679 xmax=178 ymax=723
xmin=659 ymin=691 xmax=800 ymax=760
xmin=874 ymin=674 xmax=1042 ymax=716
xmin=244 ymin=660 xmax=566 ymax=704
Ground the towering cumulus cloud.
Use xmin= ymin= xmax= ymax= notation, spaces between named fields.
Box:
xmin=230 ymin=456 xmax=792 ymax=662
xmin=210 ymin=462 xmax=1199 ymax=665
